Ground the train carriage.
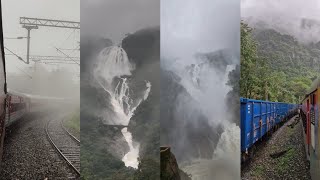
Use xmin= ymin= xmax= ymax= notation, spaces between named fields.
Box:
xmin=0 ymin=0 xmax=7 ymax=163
xmin=301 ymin=78 xmax=320 ymax=179
xmin=241 ymin=98 xmax=298 ymax=162
xmin=5 ymin=92 xmax=30 ymax=127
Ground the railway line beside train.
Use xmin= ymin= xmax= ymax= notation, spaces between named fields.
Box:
xmin=240 ymin=78 xmax=320 ymax=179
xmin=241 ymin=115 xmax=311 ymax=179
xmin=0 ymin=105 xmax=79 ymax=179
xmin=46 ymin=112 xmax=80 ymax=176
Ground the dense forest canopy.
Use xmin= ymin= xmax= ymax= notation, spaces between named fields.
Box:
xmin=240 ymin=21 xmax=320 ymax=103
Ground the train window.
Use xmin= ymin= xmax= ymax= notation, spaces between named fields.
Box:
xmin=10 ymin=103 xmax=26 ymax=112
xmin=0 ymin=8 xmax=4 ymax=96
xmin=310 ymin=93 xmax=315 ymax=105
xmin=0 ymin=41 xmax=4 ymax=95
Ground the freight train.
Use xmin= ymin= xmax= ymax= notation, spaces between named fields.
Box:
xmin=240 ymin=98 xmax=298 ymax=162
xmin=300 ymin=78 xmax=320 ymax=179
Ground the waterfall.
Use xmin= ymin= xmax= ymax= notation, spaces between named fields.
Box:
xmin=93 ymin=46 xmax=151 ymax=168
xmin=121 ymin=127 xmax=140 ymax=169
xmin=164 ymin=55 xmax=240 ymax=179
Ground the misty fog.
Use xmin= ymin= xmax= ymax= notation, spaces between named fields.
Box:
xmin=242 ymin=0 xmax=320 ymax=43
xmin=161 ymin=0 xmax=240 ymax=179
xmin=2 ymin=0 xmax=80 ymax=108
xmin=81 ymin=0 xmax=159 ymax=43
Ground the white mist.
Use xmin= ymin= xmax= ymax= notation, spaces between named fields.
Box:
xmin=161 ymin=0 xmax=240 ymax=179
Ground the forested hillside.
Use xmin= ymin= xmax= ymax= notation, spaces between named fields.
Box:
xmin=240 ymin=22 xmax=320 ymax=103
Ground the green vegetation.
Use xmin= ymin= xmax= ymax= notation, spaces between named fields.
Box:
xmin=287 ymin=127 xmax=294 ymax=136
xmin=252 ymin=165 xmax=264 ymax=177
xmin=133 ymin=157 xmax=160 ymax=180
xmin=80 ymin=130 xmax=135 ymax=180
xmin=240 ymin=22 xmax=320 ymax=103
xmin=80 ymin=119 xmax=159 ymax=180
xmin=80 ymin=117 xmax=133 ymax=180
xmin=276 ymin=148 xmax=296 ymax=174
xmin=64 ymin=110 xmax=80 ymax=134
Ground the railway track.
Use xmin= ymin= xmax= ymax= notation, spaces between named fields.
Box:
xmin=45 ymin=115 xmax=80 ymax=179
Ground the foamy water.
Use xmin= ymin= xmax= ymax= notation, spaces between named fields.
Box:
xmin=181 ymin=123 xmax=240 ymax=180
xmin=93 ymin=46 xmax=151 ymax=168
xmin=121 ymin=127 xmax=140 ymax=169
xmin=163 ymin=56 xmax=240 ymax=179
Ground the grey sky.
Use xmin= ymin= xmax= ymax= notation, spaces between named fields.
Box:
xmin=2 ymin=0 xmax=80 ymax=75
xmin=81 ymin=0 xmax=159 ymax=44
xmin=242 ymin=0 xmax=320 ymax=19
xmin=241 ymin=0 xmax=320 ymax=43
xmin=161 ymin=0 xmax=240 ymax=61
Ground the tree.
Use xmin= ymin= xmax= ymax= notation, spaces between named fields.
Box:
xmin=134 ymin=157 xmax=160 ymax=180
xmin=240 ymin=22 xmax=259 ymax=99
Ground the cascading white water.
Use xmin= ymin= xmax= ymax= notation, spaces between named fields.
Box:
xmin=165 ymin=57 xmax=240 ymax=179
xmin=121 ymin=127 xmax=140 ymax=169
xmin=162 ymin=0 xmax=240 ymax=178
xmin=94 ymin=46 xmax=151 ymax=169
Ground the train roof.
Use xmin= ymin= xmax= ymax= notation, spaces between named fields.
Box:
xmin=240 ymin=97 xmax=298 ymax=105
xmin=306 ymin=78 xmax=320 ymax=95
xmin=7 ymin=89 xmax=29 ymax=98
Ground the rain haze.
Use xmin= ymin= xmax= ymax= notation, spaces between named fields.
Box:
xmin=0 ymin=1 xmax=80 ymax=178
xmin=2 ymin=0 xmax=80 ymax=75
xmin=81 ymin=0 xmax=159 ymax=43
xmin=161 ymin=0 xmax=240 ymax=179
xmin=161 ymin=0 xmax=240 ymax=61
xmin=242 ymin=0 xmax=320 ymax=43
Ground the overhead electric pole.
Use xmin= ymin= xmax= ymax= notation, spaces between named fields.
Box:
xmin=23 ymin=25 xmax=38 ymax=64
xmin=19 ymin=17 xmax=80 ymax=64
xmin=20 ymin=17 xmax=80 ymax=29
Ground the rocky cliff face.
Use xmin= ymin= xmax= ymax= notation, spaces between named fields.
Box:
xmin=81 ymin=27 xmax=160 ymax=178
xmin=161 ymin=146 xmax=192 ymax=180
xmin=80 ymin=36 xmax=131 ymax=178
xmin=160 ymin=68 xmax=224 ymax=162
xmin=122 ymin=27 xmax=160 ymax=160
xmin=81 ymin=36 xmax=113 ymax=76
xmin=122 ymin=27 xmax=160 ymax=67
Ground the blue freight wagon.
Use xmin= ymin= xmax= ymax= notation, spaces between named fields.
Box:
xmin=241 ymin=97 xmax=298 ymax=162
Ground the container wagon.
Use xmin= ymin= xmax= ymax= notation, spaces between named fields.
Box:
xmin=241 ymin=98 xmax=298 ymax=162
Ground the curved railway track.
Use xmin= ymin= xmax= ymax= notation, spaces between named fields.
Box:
xmin=45 ymin=116 xmax=80 ymax=178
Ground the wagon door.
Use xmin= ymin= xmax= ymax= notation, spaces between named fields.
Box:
xmin=307 ymin=98 xmax=311 ymax=155
xmin=311 ymin=93 xmax=316 ymax=153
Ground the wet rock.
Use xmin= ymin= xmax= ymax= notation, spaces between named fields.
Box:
xmin=160 ymin=146 xmax=191 ymax=180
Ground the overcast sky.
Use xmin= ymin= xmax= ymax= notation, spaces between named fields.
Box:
xmin=242 ymin=0 xmax=320 ymax=19
xmin=2 ymin=0 xmax=80 ymax=75
xmin=161 ymin=0 xmax=240 ymax=60
xmin=81 ymin=0 xmax=159 ymax=44
xmin=241 ymin=0 xmax=320 ymax=43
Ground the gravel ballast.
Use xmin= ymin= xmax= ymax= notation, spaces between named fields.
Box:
xmin=242 ymin=115 xmax=311 ymax=180
xmin=0 ymin=109 xmax=78 ymax=179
